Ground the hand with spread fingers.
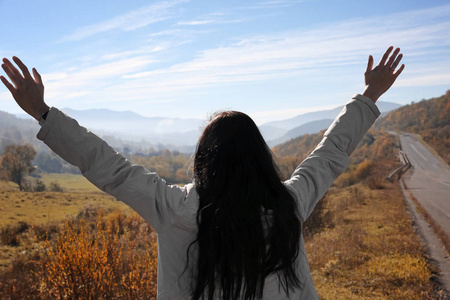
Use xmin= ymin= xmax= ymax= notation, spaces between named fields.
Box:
xmin=1 ymin=57 xmax=49 ymax=121
xmin=362 ymin=46 xmax=405 ymax=103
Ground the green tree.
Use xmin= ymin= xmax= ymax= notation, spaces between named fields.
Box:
xmin=0 ymin=144 xmax=36 ymax=191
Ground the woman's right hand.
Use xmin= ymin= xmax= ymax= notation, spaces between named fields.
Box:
xmin=362 ymin=46 xmax=405 ymax=103
xmin=1 ymin=56 xmax=49 ymax=121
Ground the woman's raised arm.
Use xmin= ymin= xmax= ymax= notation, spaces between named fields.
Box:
xmin=1 ymin=56 xmax=187 ymax=233
xmin=285 ymin=46 xmax=404 ymax=220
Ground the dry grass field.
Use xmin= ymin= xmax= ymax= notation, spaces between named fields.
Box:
xmin=0 ymin=176 xmax=131 ymax=228
xmin=0 ymin=177 xmax=133 ymax=273
xmin=0 ymin=170 xmax=447 ymax=298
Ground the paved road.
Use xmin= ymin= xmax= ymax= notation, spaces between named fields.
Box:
xmin=399 ymin=133 xmax=450 ymax=238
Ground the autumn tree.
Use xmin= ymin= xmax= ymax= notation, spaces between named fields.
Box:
xmin=0 ymin=144 xmax=36 ymax=191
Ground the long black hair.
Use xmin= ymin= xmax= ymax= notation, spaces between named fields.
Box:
xmin=190 ymin=111 xmax=302 ymax=299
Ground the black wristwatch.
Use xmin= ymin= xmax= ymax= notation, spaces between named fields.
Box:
xmin=42 ymin=110 xmax=49 ymax=120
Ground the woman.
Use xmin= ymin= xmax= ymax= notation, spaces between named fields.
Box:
xmin=1 ymin=46 xmax=404 ymax=299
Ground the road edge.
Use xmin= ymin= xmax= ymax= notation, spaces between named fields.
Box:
xmin=400 ymin=179 xmax=450 ymax=298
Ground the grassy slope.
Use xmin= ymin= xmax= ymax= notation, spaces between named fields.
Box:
xmin=0 ymin=177 xmax=131 ymax=229
xmin=308 ymin=183 xmax=442 ymax=299
xmin=375 ymin=90 xmax=450 ymax=164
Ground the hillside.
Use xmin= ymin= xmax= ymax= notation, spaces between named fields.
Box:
xmin=263 ymin=100 xmax=401 ymax=144
xmin=273 ymin=128 xmax=397 ymax=183
xmin=267 ymin=119 xmax=334 ymax=147
xmin=0 ymin=111 xmax=41 ymax=153
xmin=273 ymin=91 xmax=450 ymax=169
xmin=375 ymin=90 xmax=450 ymax=164
xmin=272 ymin=130 xmax=324 ymax=180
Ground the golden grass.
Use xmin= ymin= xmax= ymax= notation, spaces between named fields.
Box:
xmin=306 ymin=183 xmax=445 ymax=299
xmin=0 ymin=179 xmax=131 ymax=228
xmin=39 ymin=172 xmax=101 ymax=192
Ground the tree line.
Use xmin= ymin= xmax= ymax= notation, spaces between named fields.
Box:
xmin=0 ymin=143 xmax=193 ymax=191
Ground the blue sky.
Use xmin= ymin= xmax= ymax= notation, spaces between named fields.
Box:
xmin=1 ymin=0 xmax=449 ymax=124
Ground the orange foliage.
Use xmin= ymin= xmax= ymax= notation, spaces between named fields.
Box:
xmin=273 ymin=131 xmax=324 ymax=180
xmin=130 ymin=150 xmax=192 ymax=184
xmin=0 ymin=207 xmax=159 ymax=299
xmin=275 ymin=128 xmax=400 ymax=189
xmin=36 ymin=211 xmax=158 ymax=299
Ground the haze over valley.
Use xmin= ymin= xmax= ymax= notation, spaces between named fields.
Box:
xmin=7 ymin=101 xmax=401 ymax=152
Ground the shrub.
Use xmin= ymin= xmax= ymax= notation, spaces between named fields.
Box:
xmin=303 ymin=193 xmax=332 ymax=238
xmin=0 ymin=221 xmax=29 ymax=247
xmin=353 ymin=159 xmax=374 ymax=181
xmin=36 ymin=211 xmax=158 ymax=299
xmin=0 ymin=208 xmax=159 ymax=299
xmin=48 ymin=181 xmax=63 ymax=192
xmin=0 ymin=251 xmax=41 ymax=299
xmin=21 ymin=179 xmax=33 ymax=192
xmin=33 ymin=179 xmax=46 ymax=192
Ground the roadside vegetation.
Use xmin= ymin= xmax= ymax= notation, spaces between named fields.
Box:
xmin=274 ymin=129 xmax=446 ymax=299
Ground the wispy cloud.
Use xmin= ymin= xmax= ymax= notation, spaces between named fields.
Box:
xmin=177 ymin=20 xmax=215 ymax=26
xmin=60 ymin=0 xmax=188 ymax=42
xmin=122 ymin=5 xmax=450 ymax=92
xmin=176 ymin=12 xmax=246 ymax=26
xmin=257 ymin=0 xmax=308 ymax=8
xmin=240 ymin=0 xmax=308 ymax=10
xmin=100 ymin=46 xmax=165 ymax=61
xmin=396 ymin=73 xmax=450 ymax=87
xmin=44 ymin=56 xmax=155 ymax=102
xmin=42 ymin=3 xmax=450 ymax=120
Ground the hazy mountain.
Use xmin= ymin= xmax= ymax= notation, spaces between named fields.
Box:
xmin=61 ymin=108 xmax=203 ymax=134
xmin=261 ymin=101 xmax=402 ymax=142
xmin=2 ymin=100 xmax=402 ymax=151
xmin=374 ymin=101 xmax=404 ymax=114
xmin=263 ymin=106 xmax=342 ymax=131
xmin=267 ymin=119 xmax=334 ymax=147
xmin=259 ymin=125 xmax=288 ymax=142
xmin=59 ymin=108 xmax=204 ymax=148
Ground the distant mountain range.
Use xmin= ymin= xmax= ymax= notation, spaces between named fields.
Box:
xmin=4 ymin=100 xmax=401 ymax=152
xmin=60 ymin=108 xmax=203 ymax=149
xmin=261 ymin=101 xmax=401 ymax=146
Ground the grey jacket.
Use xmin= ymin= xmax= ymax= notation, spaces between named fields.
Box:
xmin=37 ymin=94 xmax=380 ymax=299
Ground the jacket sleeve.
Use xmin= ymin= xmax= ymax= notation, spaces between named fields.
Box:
xmin=36 ymin=108 xmax=187 ymax=233
xmin=284 ymin=94 xmax=380 ymax=221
